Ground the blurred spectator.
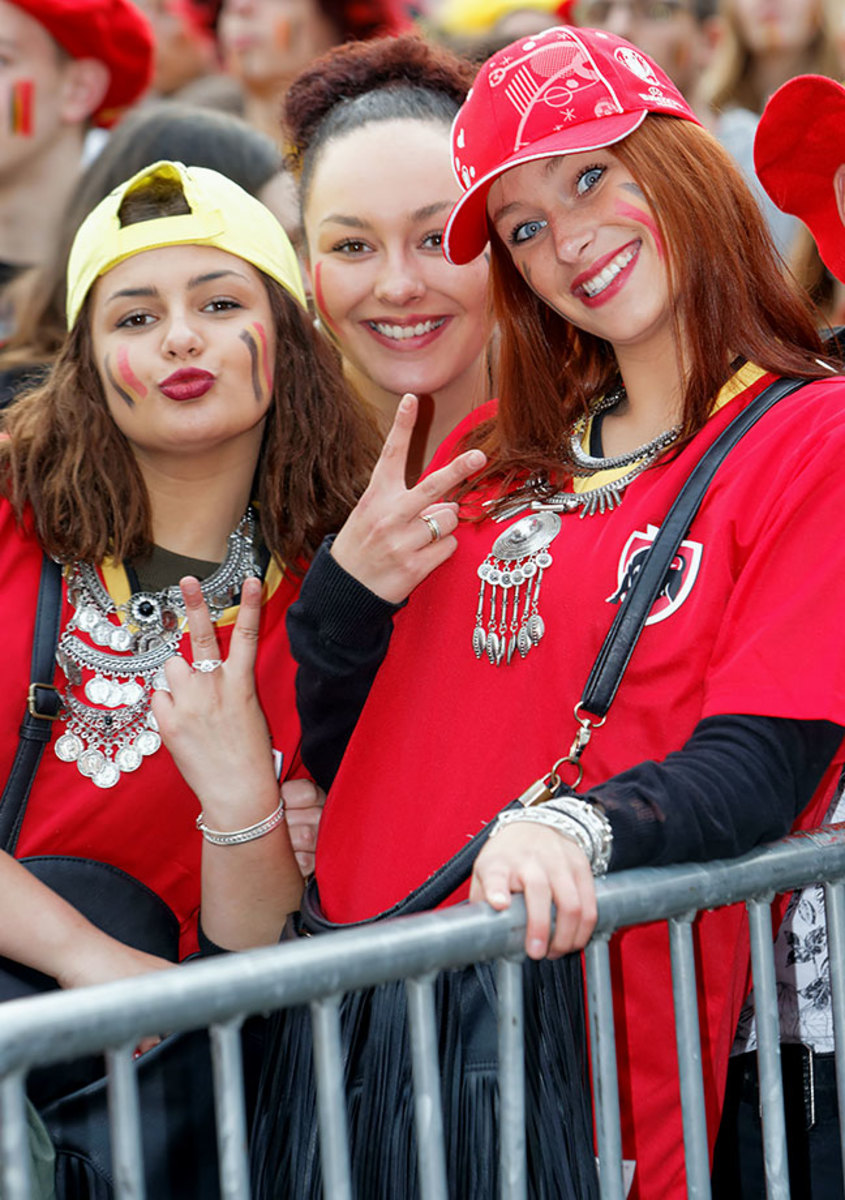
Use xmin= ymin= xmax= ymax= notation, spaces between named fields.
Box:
xmin=132 ymin=0 xmax=246 ymax=112
xmin=0 ymin=102 xmax=299 ymax=408
xmin=428 ymin=0 xmax=573 ymax=62
xmin=0 ymin=0 xmax=153 ymax=338
xmin=218 ymin=0 xmax=412 ymax=142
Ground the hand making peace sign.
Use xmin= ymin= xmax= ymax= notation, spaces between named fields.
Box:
xmin=330 ymin=393 xmax=486 ymax=603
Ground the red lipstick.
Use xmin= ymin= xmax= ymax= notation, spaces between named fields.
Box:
xmin=159 ymin=369 xmax=215 ymax=401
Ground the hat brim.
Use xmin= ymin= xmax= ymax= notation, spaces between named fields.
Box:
xmin=444 ymin=110 xmax=646 ymax=265
xmin=755 ymin=75 xmax=845 ymax=282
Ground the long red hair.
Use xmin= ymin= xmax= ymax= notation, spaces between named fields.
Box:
xmin=459 ymin=116 xmax=838 ymax=503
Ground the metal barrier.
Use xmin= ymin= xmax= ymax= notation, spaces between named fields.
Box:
xmin=1 ymin=823 xmax=845 ymax=1200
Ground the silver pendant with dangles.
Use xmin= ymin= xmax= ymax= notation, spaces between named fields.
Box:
xmin=473 ymin=511 xmax=562 ymax=666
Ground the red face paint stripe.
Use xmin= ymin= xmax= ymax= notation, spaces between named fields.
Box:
xmin=10 ymin=80 xmax=33 ymax=136
xmin=312 ymin=262 xmax=342 ymax=339
xmin=117 ymin=346 xmax=148 ymax=401
xmin=614 ymin=201 xmax=665 ymax=261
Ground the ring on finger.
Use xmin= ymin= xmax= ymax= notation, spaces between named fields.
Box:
xmin=419 ymin=514 xmax=442 ymax=543
xmin=192 ymin=659 xmax=224 ymax=673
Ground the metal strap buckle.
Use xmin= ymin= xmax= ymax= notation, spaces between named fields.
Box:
xmin=27 ymin=683 xmax=63 ymax=721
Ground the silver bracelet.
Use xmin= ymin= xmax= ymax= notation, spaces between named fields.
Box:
xmin=487 ymin=797 xmax=612 ymax=876
xmin=196 ymin=797 xmax=285 ymax=846
xmin=545 ymin=796 xmax=613 ymax=876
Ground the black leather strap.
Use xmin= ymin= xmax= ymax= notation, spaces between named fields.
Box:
xmin=581 ymin=376 xmax=809 ymax=717
xmin=0 ymin=555 xmax=63 ymax=851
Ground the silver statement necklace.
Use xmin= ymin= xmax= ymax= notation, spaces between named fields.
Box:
xmin=53 ymin=508 xmax=261 ymax=788
xmin=473 ymin=386 xmax=682 ymax=666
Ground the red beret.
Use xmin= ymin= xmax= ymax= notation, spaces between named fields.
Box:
xmin=11 ymin=0 xmax=155 ymax=128
xmin=755 ymin=75 xmax=845 ymax=282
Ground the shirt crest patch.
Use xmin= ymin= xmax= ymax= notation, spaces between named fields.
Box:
xmin=607 ymin=524 xmax=702 ymax=624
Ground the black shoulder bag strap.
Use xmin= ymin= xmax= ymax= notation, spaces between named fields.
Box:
xmin=0 ymin=555 xmax=63 ymax=852
xmin=301 ymin=374 xmax=810 ymax=931
xmin=581 ymin=375 xmax=808 ymax=717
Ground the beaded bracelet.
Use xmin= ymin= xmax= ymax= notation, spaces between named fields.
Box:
xmin=487 ymin=796 xmax=612 ymax=876
xmin=196 ymin=796 xmax=285 ymax=846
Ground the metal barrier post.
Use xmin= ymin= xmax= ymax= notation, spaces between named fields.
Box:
xmin=106 ymin=1043 xmax=147 ymax=1200
xmin=209 ymin=1019 xmax=251 ymax=1200
xmin=406 ymin=972 xmax=448 ymax=1200
xmin=310 ymin=993 xmax=353 ymax=1200
xmin=747 ymin=897 xmax=790 ymax=1200
xmin=824 ymin=879 xmax=845 ymax=1187
xmin=497 ymin=955 xmax=527 ymax=1200
xmin=585 ymin=933 xmax=626 ymax=1200
xmin=667 ymin=914 xmax=710 ymax=1200
xmin=0 ymin=1073 xmax=33 ymax=1200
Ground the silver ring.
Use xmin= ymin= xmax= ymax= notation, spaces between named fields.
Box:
xmin=192 ymin=659 xmax=223 ymax=673
xmin=420 ymin=514 xmax=442 ymax=543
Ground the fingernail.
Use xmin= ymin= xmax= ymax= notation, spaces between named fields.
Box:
xmin=466 ymin=450 xmax=485 ymax=468
xmin=529 ymin=938 xmax=546 ymax=957
xmin=399 ymin=394 xmax=414 ymax=411
xmin=489 ymin=891 xmax=509 ymax=906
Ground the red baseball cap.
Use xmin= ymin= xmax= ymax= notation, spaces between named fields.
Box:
xmin=443 ymin=25 xmax=701 ymax=264
xmin=755 ymin=75 xmax=845 ymax=283
xmin=11 ymin=0 xmax=154 ymax=128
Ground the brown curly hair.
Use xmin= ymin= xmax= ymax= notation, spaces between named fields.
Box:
xmin=284 ymin=35 xmax=477 ymax=204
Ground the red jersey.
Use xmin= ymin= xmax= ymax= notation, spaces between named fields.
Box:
xmin=316 ymin=367 xmax=845 ymax=1198
xmin=0 ymin=499 xmax=305 ymax=958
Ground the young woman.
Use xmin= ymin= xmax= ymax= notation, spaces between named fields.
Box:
xmin=0 ymin=101 xmax=299 ymax=410
xmin=263 ymin=25 xmax=845 ymax=1199
xmin=284 ymin=35 xmax=493 ymax=481
xmin=0 ymin=158 xmax=377 ymax=988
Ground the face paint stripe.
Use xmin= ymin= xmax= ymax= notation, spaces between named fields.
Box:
xmin=117 ymin=346 xmax=148 ymax=401
xmin=614 ymin=200 xmax=665 ymax=261
xmin=10 ymin=81 xmax=33 ymax=136
xmin=240 ymin=327 xmax=263 ymax=403
xmin=254 ymin=321 xmax=273 ymax=396
xmin=312 ymin=262 xmax=343 ymax=341
xmin=104 ymin=355 xmax=136 ymax=408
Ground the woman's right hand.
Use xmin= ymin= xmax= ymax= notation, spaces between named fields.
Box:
xmin=331 ymin=393 xmax=486 ymax=604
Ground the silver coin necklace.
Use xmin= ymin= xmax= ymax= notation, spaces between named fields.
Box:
xmin=53 ymin=508 xmax=261 ymax=788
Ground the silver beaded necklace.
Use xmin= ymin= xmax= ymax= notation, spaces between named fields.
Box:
xmin=472 ymin=387 xmax=681 ymax=665
xmin=53 ymin=508 xmax=261 ymax=789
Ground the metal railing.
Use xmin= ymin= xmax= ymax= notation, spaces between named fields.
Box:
xmin=1 ymin=823 xmax=845 ymax=1200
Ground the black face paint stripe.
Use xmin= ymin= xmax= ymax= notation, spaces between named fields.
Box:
xmin=240 ymin=327 xmax=262 ymax=403
xmin=621 ymin=181 xmax=645 ymax=199
xmin=104 ymin=355 xmax=135 ymax=407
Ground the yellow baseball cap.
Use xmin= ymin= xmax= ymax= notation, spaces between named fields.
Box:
xmin=66 ymin=159 xmax=307 ymax=327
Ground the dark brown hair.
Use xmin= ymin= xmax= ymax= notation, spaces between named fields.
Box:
xmin=284 ymin=35 xmax=476 ymax=204
xmin=459 ymin=116 xmax=836 ymax=502
xmin=0 ymin=178 xmax=380 ymax=567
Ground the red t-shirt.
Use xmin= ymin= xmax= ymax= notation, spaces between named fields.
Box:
xmin=316 ymin=369 xmax=845 ymax=1198
xmin=0 ymin=500 xmax=305 ymax=958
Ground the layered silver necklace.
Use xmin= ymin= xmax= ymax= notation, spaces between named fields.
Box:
xmin=53 ymin=508 xmax=261 ymax=788
xmin=473 ymin=386 xmax=682 ymax=666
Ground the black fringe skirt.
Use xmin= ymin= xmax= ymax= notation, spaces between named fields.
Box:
xmin=250 ymin=955 xmax=599 ymax=1199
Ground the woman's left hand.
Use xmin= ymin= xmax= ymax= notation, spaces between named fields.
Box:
xmin=469 ymin=823 xmax=597 ymax=959
xmin=283 ymin=778 xmax=326 ymax=877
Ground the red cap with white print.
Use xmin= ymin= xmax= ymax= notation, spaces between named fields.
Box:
xmin=443 ymin=25 xmax=701 ymax=265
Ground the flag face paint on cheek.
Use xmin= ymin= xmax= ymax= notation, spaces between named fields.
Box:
xmin=8 ymin=80 xmax=33 ymax=136
xmin=104 ymin=354 xmax=137 ymax=408
xmin=116 ymin=346 xmax=148 ymax=403
xmin=312 ymin=262 xmax=342 ymax=341
xmin=239 ymin=322 xmax=273 ymax=403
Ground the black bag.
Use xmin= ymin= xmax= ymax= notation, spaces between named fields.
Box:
xmin=250 ymin=376 xmax=811 ymax=1200
xmin=0 ymin=558 xmax=228 ymax=1200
